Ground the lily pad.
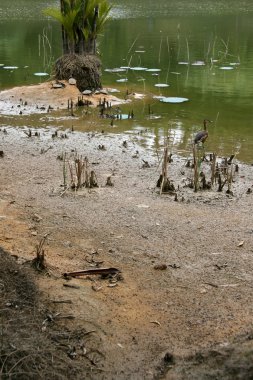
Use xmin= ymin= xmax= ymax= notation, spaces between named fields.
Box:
xmin=105 ymin=68 xmax=126 ymax=73
xmin=34 ymin=72 xmax=49 ymax=76
xmin=154 ymin=83 xmax=169 ymax=88
xmin=153 ymin=95 xmax=165 ymax=100
xmin=130 ymin=67 xmax=148 ymax=71
xmin=160 ymin=97 xmax=189 ymax=103
xmin=146 ymin=68 xmax=161 ymax=72
xmin=219 ymin=66 xmax=234 ymax=70
xmin=108 ymin=88 xmax=120 ymax=93
xmin=114 ymin=114 xmax=129 ymax=120
xmin=116 ymin=78 xmax=128 ymax=83
xmin=148 ymin=115 xmax=162 ymax=120
xmin=4 ymin=66 xmax=18 ymax=69
xmin=191 ymin=61 xmax=205 ymax=66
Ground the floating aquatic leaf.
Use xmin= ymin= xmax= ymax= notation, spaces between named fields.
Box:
xmin=170 ymin=72 xmax=181 ymax=75
xmin=219 ymin=66 xmax=234 ymax=70
xmin=154 ymin=83 xmax=169 ymax=88
xmin=105 ymin=68 xmax=126 ymax=73
xmin=160 ymin=97 xmax=189 ymax=103
xmin=34 ymin=72 xmax=49 ymax=76
xmin=108 ymin=88 xmax=120 ymax=93
xmin=135 ymin=50 xmax=145 ymax=53
xmin=178 ymin=61 xmax=189 ymax=65
xmin=114 ymin=114 xmax=129 ymax=120
xmin=130 ymin=67 xmax=148 ymax=71
xmin=146 ymin=68 xmax=161 ymax=72
xmin=148 ymin=115 xmax=161 ymax=120
xmin=230 ymin=62 xmax=240 ymax=66
xmin=116 ymin=78 xmax=128 ymax=82
xmin=191 ymin=61 xmax=205 ymax=66
xmin=4 ymin=66 xmax=18 ymax=69
xmin=153 ymin=95 xmax=165 ymax=99
xmin=120 ymin=66 xmax=131 ymax=69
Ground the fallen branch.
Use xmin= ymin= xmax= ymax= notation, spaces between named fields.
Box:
xmin=63 ymin=267 xmax=121 ymax=278
xmin=63 ymin=283 xmax=80 ymax=289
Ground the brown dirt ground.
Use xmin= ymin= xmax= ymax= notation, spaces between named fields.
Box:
xmin=0 ymin=80 xmax=127 ymax=115
xmin=0 ymin=84 xmax=253 ymax=379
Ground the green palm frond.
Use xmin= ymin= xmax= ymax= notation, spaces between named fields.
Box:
xmin=43 ymin=0 xmax=111 ymax=53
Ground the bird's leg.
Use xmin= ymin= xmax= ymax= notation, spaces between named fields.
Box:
xmin=196 ymin=143 xmax=207 ymax=161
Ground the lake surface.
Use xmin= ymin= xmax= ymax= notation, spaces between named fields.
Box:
xmin=0 ymin=0 xmax=253 ymax=162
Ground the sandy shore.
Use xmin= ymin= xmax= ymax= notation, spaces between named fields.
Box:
xmin=0 ymin=80 xmax=129 ymax=115
xmin=0 ymin=82 xmax=253 ymax=378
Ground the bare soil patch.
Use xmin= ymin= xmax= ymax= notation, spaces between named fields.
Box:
xmin=0 ymin=84 xmax=253 ymax=379
xmin=0 ymin=81 xmax=126 ymax=116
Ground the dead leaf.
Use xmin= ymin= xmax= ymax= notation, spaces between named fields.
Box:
xmin=150 ymin=320 xmax=161 ymax=326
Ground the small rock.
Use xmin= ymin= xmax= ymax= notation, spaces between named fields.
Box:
xmin=99 ymin=89 xmax=108 ymax=95
xmin=69 ymin=77 xmax=76 ymax=85
xmin=52 ymin=82 xmax=65 ymax=89
xmin=32 ymin=214 xmax=42 ymax=222
xmin=154 ymin=264 xmax=167 ymax=270
xmin=92 ymin=284 xmax=103 ymax=292
xmin=82 ymin=89 xmax=92 ymax=95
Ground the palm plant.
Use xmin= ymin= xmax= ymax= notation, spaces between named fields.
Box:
xmin=44 ymin=0 xmax=111 ymax=55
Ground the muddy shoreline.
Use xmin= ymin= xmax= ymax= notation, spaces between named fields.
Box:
xmin=0 ymin=83 xmax=253 ymax=379
xmin=0 ymin=80 xmax=129 ymax=116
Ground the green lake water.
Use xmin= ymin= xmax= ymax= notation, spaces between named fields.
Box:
xmin=0 ymin=0 xmax=253 ymax=162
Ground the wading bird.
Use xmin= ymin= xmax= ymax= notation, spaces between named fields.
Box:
xmin=194 ymin=119 xmax=212 ymax=145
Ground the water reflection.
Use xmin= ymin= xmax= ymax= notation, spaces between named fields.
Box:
xmin=110 ymin=0 xmax=253 ymax=18
xmin=0 ymin=1 xmax=253 ymax=162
